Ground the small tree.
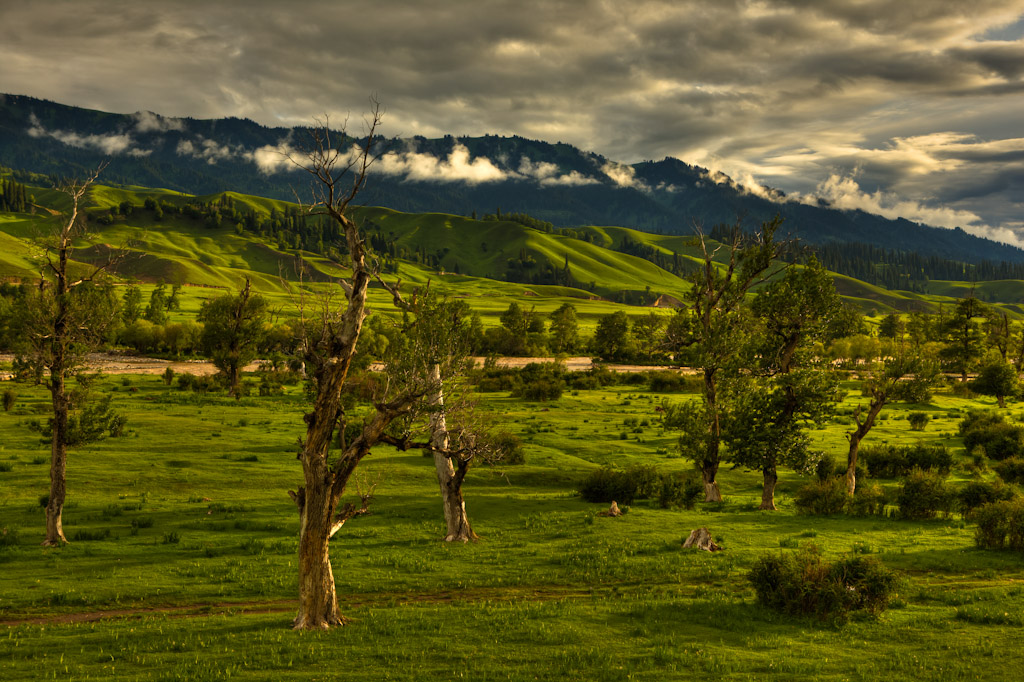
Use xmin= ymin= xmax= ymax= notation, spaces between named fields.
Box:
xmin=548 ymin=302 xmax=579 ymax=354
xmin=11 ymin=166 xmax=123 ymax=545
xmin=845 ymin=348 xmax=938 ymax=495
xmin=122 ymin=284 xmax=142 ymax=324
xmin=972 ymin=350 xmax=1018 ymax=408
xmin=198 ymin=279 xmax=268 ymax=398
xmin=592 ymin=311 xmax=635 ymax=362
xmin=941 ymin=294 xmax=985 ymax=382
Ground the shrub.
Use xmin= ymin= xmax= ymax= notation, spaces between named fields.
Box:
xmin=162 ymin=367 xmax=175 ymax=385
xmin=579 ymin=467 xmax=637 ymax=505
xmin=658 ymin=472 xmax=704 ymax=509
xmin=907 ymin=412 xmax=929 ymax=431
xmin=956 ymin=480 xmax=1014 ymax=519
xmin=2 ymin=388 xmax=17 ymax=412
xmin=748 ymin=543 xmax=898 ymax=622
xmin=848 ymin=484 xmax=887 ymax=517
xmin=958 ymin=410 xmax=1004 ymax=436
xmin=861 ymin=444 xmax=952 ymax=478
xmin=994 ymin=457 xmax=1024 ymax=485
xmin=624 ymin=464 xmax=661 ymax=499
xmin=517 ymin=378 xmax=564 ymax=401
xmin=492 ymin=431 xmax=526 ymax=465
xmin=974 ymin=498 xmax=1024 ymax=551
xmin=794 ymin=478 xmax=847 ymax=516
xmin=897 ymin=470 xmax=951 ymax=520
xmin=963 ymin=422 xmax=1024 ymax=461
xmin=816 ymin=456 xmax=839 ymax=482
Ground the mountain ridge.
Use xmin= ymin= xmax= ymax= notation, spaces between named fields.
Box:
xmin=1 ymin=93 xmax=1021 ymax=266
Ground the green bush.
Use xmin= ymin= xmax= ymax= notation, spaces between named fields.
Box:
xmin=994 ymin=457 xmax=1024 ymax=485
xmin=897 ymin=470 xmax=951 ymax=520
xmin=579 ymin=467 xmax=638 ymax=505
xmin=960 ymin=411 xmax=1024 ymax=461
xmin=2 ymin=388 xmax=17 ymax=412
xmin=848 ymin=484 xmax=887 ymax=517
xmin=861 ymin=444 xmax=952 ymax=478
xmin=956 ymin=480 xmax=1014 ymax=519
xmin=748 ymin=544 xmax=898 ymax=622
xmin=492 ymin=431 xmax=526 ymax=465
xmin=907 ymin=412 xmax=930 ymax=431
xmin=794 ymin=478 xmax=847 ymax=516
xmin=815 ymin=456 xmax=839 ymax=482
xmin=658 ymin=472 xmax=704 ymax=509
xmin=162 ymin=367 xmax=175 ymax=385
xmin=974 ymin=498 xmax=1024 ymax=551
xmin=517 ymin=378 xmax=564 ymax=401
xmin=624 ymin=464 xmax=661 ymax=499
xmin=578 ymin=465 xmax=669 ymax=505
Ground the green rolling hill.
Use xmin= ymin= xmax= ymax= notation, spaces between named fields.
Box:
xmin=3 ymin=177 xmax=1024 ymax=326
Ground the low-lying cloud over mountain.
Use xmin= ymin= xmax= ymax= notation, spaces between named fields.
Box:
xmin=1 ymin=1 xmax=1021 ymax=244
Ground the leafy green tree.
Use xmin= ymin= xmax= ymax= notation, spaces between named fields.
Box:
xmin=844 ymin=347 xmax=939 ymax=495
xmin=631 ymin=312 xmax=666 ymax=362
xmin=973 ymin=350 xmax=1018 ymax=408
xmin=878 ymin=313 xmax=904 ymax=340
xmin=122 ymin=284 xmax=143 ymax=324
xmin=724 ymin=259 xmax=842 ymax=509
xmin=942 ymin=294 xmax=986 ymax=382
xmin=674 ymin=217 xmax=785 ymax=502
xmin=548 ymin=303 xmax=579 ymax=354
xmin=198 ymin=279 xmax=268 ymax=398
xmin=592 ymin=311 xmax=635 ymax=362
xmin=144 ymin=283 xmax=169 ymax=325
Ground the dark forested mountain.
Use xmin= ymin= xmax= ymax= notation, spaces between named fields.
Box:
xmin=2 ymin=93 xmax=1023 ymax=265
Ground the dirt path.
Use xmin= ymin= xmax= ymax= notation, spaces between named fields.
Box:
xmin=0 ymin=353 xmax=261 ymax=378
xmin=0 ymin=585 xmax=596 ymax=627
xmin=1 ymin=353 xmax=686 ymax=379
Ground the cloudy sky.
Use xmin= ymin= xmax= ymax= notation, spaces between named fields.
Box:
xmin=1 ymin=0 xmax=1023 ymax=243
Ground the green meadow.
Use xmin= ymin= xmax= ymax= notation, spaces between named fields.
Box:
xmin=1 ymin=371 xmax=1023 ymax=681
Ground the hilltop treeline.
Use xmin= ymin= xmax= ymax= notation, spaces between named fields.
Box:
xmin=706 ymin=224 xmax=1024 ymax=289
xmin=0 ymin=178 xmax=29 ymax=213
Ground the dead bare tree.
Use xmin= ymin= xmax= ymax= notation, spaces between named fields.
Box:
xmin=286 ymin=103 xmax=459 ymax=629
xmin=12 ymin=165 xmax=124 ymax=545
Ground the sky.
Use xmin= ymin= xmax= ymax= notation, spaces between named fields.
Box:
xmin=1 ymin=0 xmax=1023 ymax=244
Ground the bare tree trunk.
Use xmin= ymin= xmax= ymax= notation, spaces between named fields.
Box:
xmin=998 ymin=394 xmax=1006 ymax=408
xmin=429 ymin=365 xmax=476 ymax=542
xmin=760 ymin=466 xmax=778 ymax=511
xmin=44 ymin=380 xmax=69 ymax=546
xmin=294 ymin=484 xmax=344 ymax=629
xmin=846 ymin=400 xmax=883 ymax=496
xmin=701 ymin=463 xmax=722 ymax=502
xmin=702 ymin=368 xmax=723 ymax=502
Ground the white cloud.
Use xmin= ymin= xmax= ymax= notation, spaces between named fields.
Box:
xmin=517 ymin=157 xmax=600 ymax=186
xmin=176 ymin=136 xmax=238 ymax=164
xmin=26 ymin=113 xmax=144 ymax=155
xmin=132 ymin=110 xmax=185 ymax=133
xmin=376 ymin=144 xmax=508 ymax=184
xmin=600 ymin=161 xmax=649 ymax=191
xmin=249 ymin=140 xmax=297 ymax=174
xmin=805 ymin=173 xmax=1024 ymax=247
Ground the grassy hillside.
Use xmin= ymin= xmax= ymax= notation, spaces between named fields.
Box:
xmin=2 ymin=180 xmax=1024 ymax=323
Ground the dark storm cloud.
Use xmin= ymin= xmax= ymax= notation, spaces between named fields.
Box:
xmin=0 ymin=0 xmax=1022 ymax=240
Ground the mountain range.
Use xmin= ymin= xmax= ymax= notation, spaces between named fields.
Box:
xmin=1 ymin=93 xmax=1022 ymax=266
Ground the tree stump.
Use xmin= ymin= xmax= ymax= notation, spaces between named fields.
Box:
xmin=598 ymin=501 xmax=623 ymax=517
xmin=682 ymin=527 xmax=722 ymax=552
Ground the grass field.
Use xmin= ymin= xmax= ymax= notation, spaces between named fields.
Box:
xmin=1 ymin=371 xmax=1023 ymax=681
